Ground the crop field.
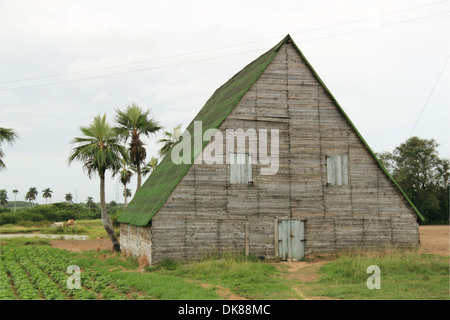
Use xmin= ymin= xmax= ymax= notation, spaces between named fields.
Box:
xmin=0 ymin=246 xmax=132 ymax=300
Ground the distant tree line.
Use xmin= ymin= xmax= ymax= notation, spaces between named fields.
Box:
xmin=0 ymin=200 xmax=124 ymax=226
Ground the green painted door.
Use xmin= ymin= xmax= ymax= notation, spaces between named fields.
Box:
xmin=278 ymin=220 xmax=305 ymax=260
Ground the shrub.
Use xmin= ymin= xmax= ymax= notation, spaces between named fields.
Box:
xmin=0 ymin=202 xmax=102 ymax=226
xmin=0 ymin=212 xmax=18 ymax=225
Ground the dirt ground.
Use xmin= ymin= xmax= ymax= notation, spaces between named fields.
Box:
xmin=50 ymin=239 xmax=114 ymax=252
xmin=418 ymin=225 xmax=449 ymax=256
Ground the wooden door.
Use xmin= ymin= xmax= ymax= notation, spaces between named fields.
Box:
xmin=278 ymin=220 xmax=305 ymax=260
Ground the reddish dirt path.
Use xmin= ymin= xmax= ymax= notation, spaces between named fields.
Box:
xmin=49 ymin=239 xmax=113 ymax=252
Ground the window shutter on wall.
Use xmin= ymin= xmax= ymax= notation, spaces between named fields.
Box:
xmin=327 ymin=154 xmax=348 ymax=186
xmin=230 ymin=153 xmax=252 ymax=184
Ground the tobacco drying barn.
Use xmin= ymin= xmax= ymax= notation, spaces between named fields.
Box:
xmin=117 ymin=35 xmax=422 ymax=265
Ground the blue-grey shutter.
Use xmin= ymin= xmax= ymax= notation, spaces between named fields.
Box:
xmin=327 ymin=154 xmax=348 ymax=186
xmin=230 ymin=153 xmax=252 ymax=184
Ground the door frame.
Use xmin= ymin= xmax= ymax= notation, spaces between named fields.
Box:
xmin=274 ymin=218 xmax=306 ymax=260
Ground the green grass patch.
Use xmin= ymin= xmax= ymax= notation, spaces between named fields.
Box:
xmin=149 ymin=252 xmax=300 ymax=300
xmin=0 ymin=227 xmax=41 ymax=234
xmin=306 ymin=249 xmax=449 ymax=300
xmin=73 ymin=249 xmax=140 ymax=272
xmin=0 ymin=237 xmax=52 ymax=247
xmin=108 ymin=272 xmax=221 ymax=300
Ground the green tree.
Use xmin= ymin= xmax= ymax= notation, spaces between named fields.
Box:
xmin=25 ymin=187 xmax=38 ymax=207
xmin=108 ymin=200 xmax=118 ymax=208
xmin=123 ymin=187 xmax=132 ymax=202
xmin=68 ymin=114 xmax=128 ymax=252
xmin=65 ymin=193 xmax=73 ymax=204
xmin=158 ymin=123 xmax=182 ymax=158
xmin=114 ymin=103 xmax=161 ymax=192
xmin=0 ymin=127 xmax=18 ymax=171
xmin=42 ymin=188 xmax=53 ymax=204
xmin=86 ymin=196 xmax=95 ymax=210
xmin=12 ymin=189 xmax=19 ymax=212
xmin=141 ymin=156 xmax=159 ymax=177
xmin=378 ymin=137 xmax=449 ymax=224
xmin=114 ymin=159 xmax=133 ymax=210
xmin=0 ymin=189 xmax=8 ymax=208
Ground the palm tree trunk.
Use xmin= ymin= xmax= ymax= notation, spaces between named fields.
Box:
xmin=137 ymin=162 xmax=142 ymax=191
xmin=100 ymin=173 xmax=120 ymax=252
xmin=123 ymin=185 xmax=128 ymax=210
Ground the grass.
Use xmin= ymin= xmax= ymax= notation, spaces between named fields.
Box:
xmin=303 ymin=249 xmax=449 ymax=300
xmin=148 ymin=252 xmax=301 ymax=300
xmin=0 ymin=237 xmax=51 ymax=247
xmin=108 ymin=272 xmax=221 ymax=300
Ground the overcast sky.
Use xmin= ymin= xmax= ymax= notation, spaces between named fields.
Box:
xmin=1 ymin=0 xmax=449 ymax=204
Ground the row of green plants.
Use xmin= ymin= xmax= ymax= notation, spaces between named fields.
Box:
xmin=0 ymin=246 xmax=132 ymax=300
xmin=2 ymin=251 xmax=40 ymax=299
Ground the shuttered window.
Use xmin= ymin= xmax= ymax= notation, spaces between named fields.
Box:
xmin=326 ymin=154 xmax=348 ymax=186
xmin=230 ymin=153 xmax=252 ymax=184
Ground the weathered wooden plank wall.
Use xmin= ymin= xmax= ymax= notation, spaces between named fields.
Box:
xmin=120 ymin=42 xmax=419 ymax=265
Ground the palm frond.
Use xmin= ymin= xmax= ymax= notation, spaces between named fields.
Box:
xmin=0 ymin=127 xmax=19 ymax=144
xmin=68 ymin=113 xmax=129 ymax=178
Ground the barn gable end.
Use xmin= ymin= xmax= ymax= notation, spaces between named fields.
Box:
xmin=118 ymin=35 xmax=421 ymax=264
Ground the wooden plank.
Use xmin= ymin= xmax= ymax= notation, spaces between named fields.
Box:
xmin=274 ymin=218 xmax=279 ymax=258
xmin=245 ymin=221 xmax=250 ymax=256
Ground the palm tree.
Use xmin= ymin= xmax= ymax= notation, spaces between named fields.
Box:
xmin=42 ymin=188 xmax=53 ymax=204
xmin=0 ymin=127 xmax=18 ymax=171
xmin=114 ymin=159 xmax=133 ymax=210
xmin=12 ymin=189 xmax=19 ymax=212
xmin=141 ymin=156 xmax=159 ymax=177
xmin=86 ymin=196 xmax=95 ymax=210
xmin=0 ymin=190 xmax=7 ymax=208
xmin=158 ymin=124 xmax=182 ymax=158
xmin=68 ymin=114 xmax=128 ymax=252
xmin=65 ymin=193 xmax=73 ymax=204
xmin=123 ymin=188 xmax=132 ymax=205
xmin=114 ymin=103 xmax=161 ymax=192
xmin=25 ymin=187 xmax=38 ymax=207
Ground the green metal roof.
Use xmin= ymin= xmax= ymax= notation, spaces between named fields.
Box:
xmin=118 ymin=34 xmax=423 ymax=226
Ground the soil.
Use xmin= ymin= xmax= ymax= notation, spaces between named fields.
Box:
xmin=49 ymin=239 xmax=114 ymax=252
xmin=419 ymin=225 xmax=449 ymax=256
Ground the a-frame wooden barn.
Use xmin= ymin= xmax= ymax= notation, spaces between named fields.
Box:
xmin=118 ymin=35 xmax=422 ymax=265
